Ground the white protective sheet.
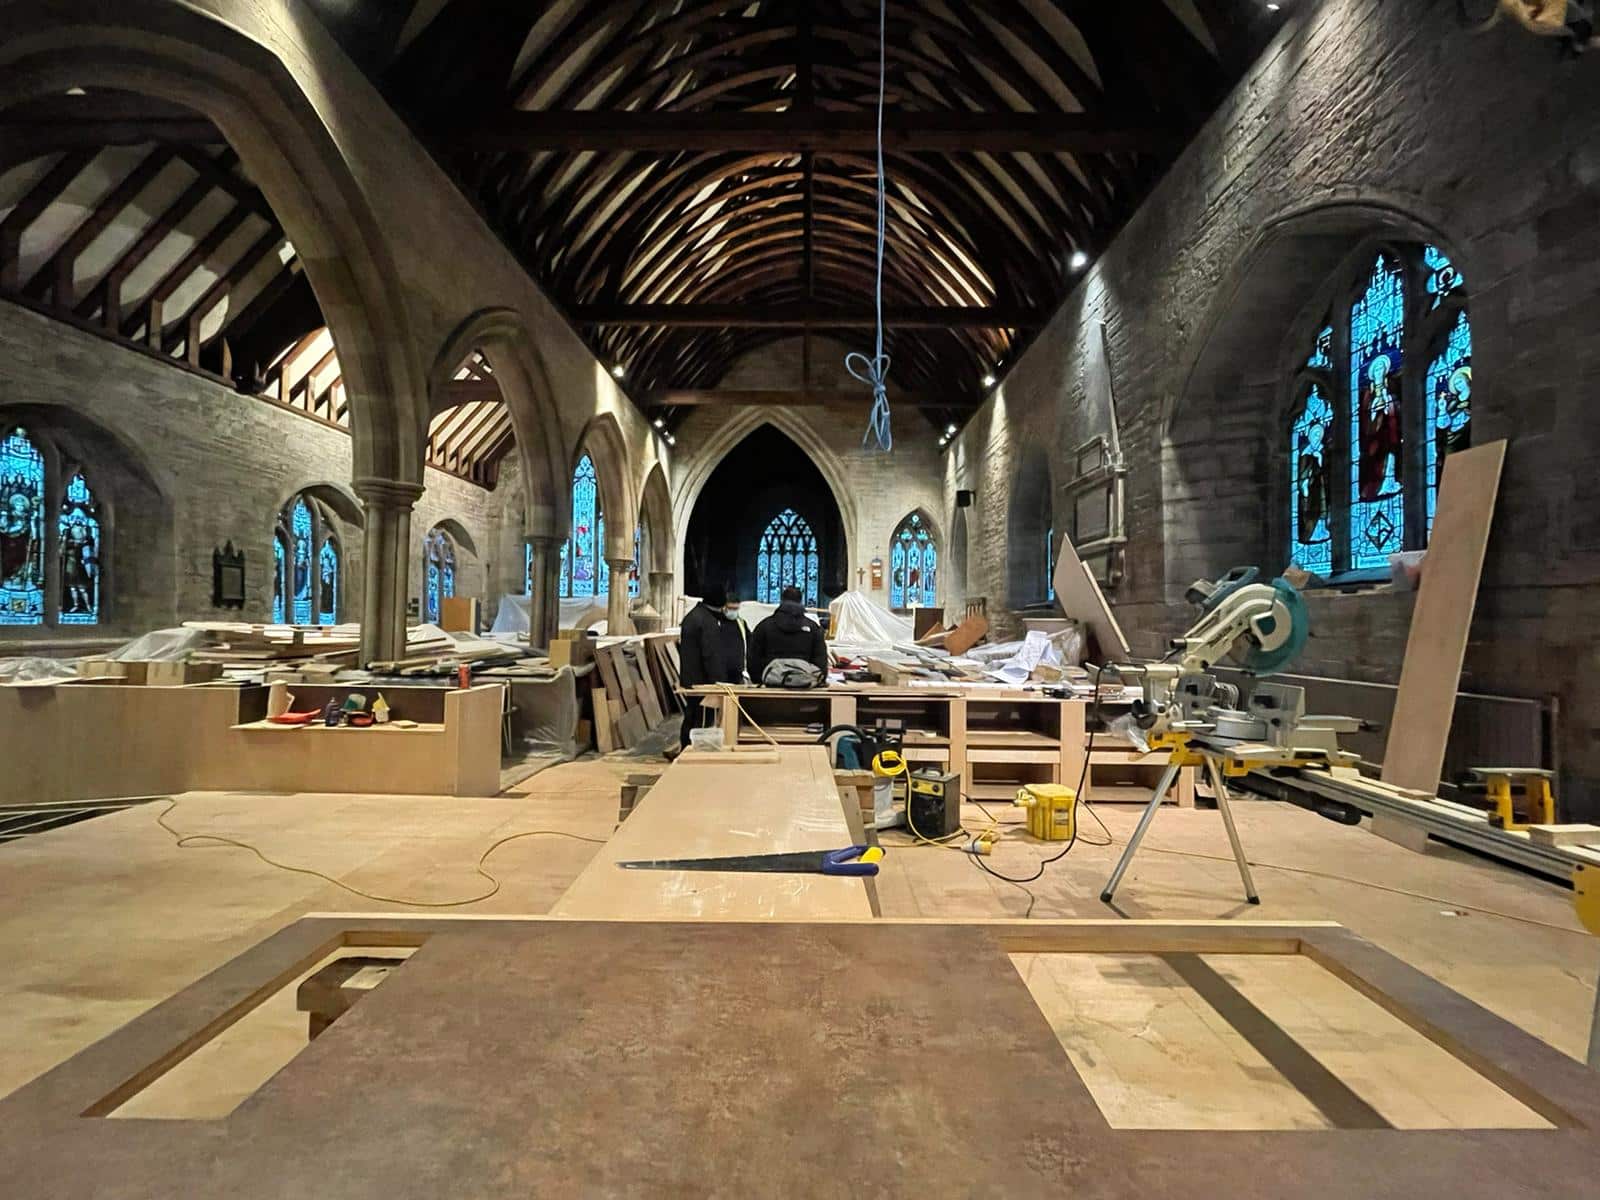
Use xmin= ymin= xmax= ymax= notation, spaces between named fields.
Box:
xmin=490 ymin=594 xmax=531 ymax=636
xmin=827 ymin=590 xmax=914 ymax=656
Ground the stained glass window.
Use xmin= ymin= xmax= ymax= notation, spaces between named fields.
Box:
xmin=1045 ymin=527 xmax=1055 ymax=603
xmin=273 ymin=534 xmax=288 ymax=624
xmin=1289 ymin=384 xmax=1334 ymax=576
xmin=562 ymin=454 xmax=601 ymax=598
xmin=756 ymin=508 xmax=819 ymax=605
xmin=290 ymin=498 xmax=314 ymax=624
xmin=1425 ymin=309 xmax=1473 ymax=533
xmin=57 ymin=471 xmax=101 ymax=625
xmin=423 ymin=528 xmax=455 ymax=623
xmin=889 ymin=513 xmax=938 ymax=608
xmin=1288 ymin=244 xmax=1471 ymax=578
xmin=1349 ymin=253 xmax=1407 ymax=571
xmin=317 ymin=538 xmax=339 ymax=624
xmin=0 ymin=428 xmax=46 ymax=626
xmin=1424 ymin=244 xmax=1463 ymax=311
xmin=630 ymin=524 xmax=642 ymax=599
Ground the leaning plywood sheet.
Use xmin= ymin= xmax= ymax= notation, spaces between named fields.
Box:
xmin=1382 ymin=441 xmax=1507 ymax=796
xmin=552 ymin=746 xmax=872 ymax=920
xmin=1052 ymin=533 xmax=1130 ymax=662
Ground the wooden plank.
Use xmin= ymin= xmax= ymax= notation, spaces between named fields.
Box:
xmin=1526 ymin=824 xmax=1600 ymax=848
xmin=1382 ymin=441 xmax=1507 ymax=795
xmin=551 ymin=747 xmax=872 ymax=920
xmin=1052 ymin=533 xmax=1130 ymax=662
xmin=592 ymin=687 xmax=615 ymax=754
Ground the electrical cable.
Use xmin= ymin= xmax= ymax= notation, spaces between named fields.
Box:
xmin=846 ymin=0 xmax=892 ymax=452
xmin=155 ymin=797 xmax=607 ymax=909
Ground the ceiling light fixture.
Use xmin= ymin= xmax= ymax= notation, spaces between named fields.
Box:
xmin=982 ymin=373 xmax=997 ymax=388
xmin=652 ymin=417 xmax=664 ymax=429
xmin=611 ymin=363 xmax=626 ymax=379
xmin=1069 ymin=250 xmax=1090 ymax=271
xmin=945 ymin=424 xmax=957 ymax=436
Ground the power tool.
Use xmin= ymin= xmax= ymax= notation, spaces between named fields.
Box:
xmin=907 ymin=768 xmax=961 ymax=840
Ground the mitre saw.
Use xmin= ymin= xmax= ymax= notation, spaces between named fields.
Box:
xmin=1118 ymin=567 xmax=1361 ymax=766
xmin=1099 ymin=568 xmax=1364 ymax=906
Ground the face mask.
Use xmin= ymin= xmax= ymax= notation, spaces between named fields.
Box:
xmin=724 ymin=607 xmax=740 ymax=620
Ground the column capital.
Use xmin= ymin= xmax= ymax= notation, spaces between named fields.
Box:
xmin=353 ymin=477 xmax=425 ymax=507
xmin=526 ymin=533 xmax=564 ymax=551
xmin=604 ymin=555 xmax=634 ymax=571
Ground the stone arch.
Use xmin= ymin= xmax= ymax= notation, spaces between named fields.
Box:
xmin=948 ymin=506 xmax=970 ymax=609
xmin=428 ymin=309 xmax=566 ymax=540
xmin=0 ymin=2 xmax=429 ymax=486
xmin=671 ymin=408 xmax=859 ymax=592
xmin=274 ymin=480 xmax=364 ymax=529
xmin=428 ymin=517 xmax=479 ymax=559
xmin=572 ymin=411 xmax=637 ymax=560
xmin=639 ymin=461 xmax=675 ymax=576
xmin=1164 ymin=196 xmax=1469 ymax=597
xmin=885 ymin=507 xmax=945 ymax=609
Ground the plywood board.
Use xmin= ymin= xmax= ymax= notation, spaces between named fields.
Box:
xmin=1382 ymin=441 xmax=1507 ymax=795
xmin=1052 ymin=533 xmax=1130 ymax=662
xmin=1526 ymin=824 xmax=1600 ymax=848
xmin=552 ymin=746 xmax=872 ymax=919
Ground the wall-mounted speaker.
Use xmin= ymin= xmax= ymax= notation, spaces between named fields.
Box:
xmin=956 ymin=489 xmax=975 ymax=509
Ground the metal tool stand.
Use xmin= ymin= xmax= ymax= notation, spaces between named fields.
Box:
xmin=1100 ymin=750 xmax=1259 ymax=905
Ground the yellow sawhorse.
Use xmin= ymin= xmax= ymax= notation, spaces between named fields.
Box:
xmin=1473 ymin=767 xmax=1556 ymax=832
xmin=1574 ymin=864 xmax=1600 ymax=1071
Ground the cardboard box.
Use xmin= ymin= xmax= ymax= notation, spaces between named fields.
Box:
xmin=550 ymin=633 xmax=594 ymax=669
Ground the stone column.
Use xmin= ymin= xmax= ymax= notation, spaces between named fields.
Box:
xmin=525 ymin=535 xmax=562 ymax=648
xmin=606 ymin=557 xmax=635 ymax=635
xmin=354 ymin=477 xmax=424 ymax=665
xmin=649 ymin=570 xmax=675 ymax=620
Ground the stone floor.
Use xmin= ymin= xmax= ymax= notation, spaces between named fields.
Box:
xmin=0 ymin=754 xmax=1593 ymax=1114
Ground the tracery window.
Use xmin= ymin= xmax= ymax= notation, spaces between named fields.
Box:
xmin=1287 ymin=245 xmax=1472 ymax=577
xmin=273 ymin=493 xmax=342 ymax=625
xmin=423 ymin=527 xmax=456 ymax=624
xmin=756 ymin=508 xmax=819 ymax=605
xmin=555 ymin=453 xmax=639 ymax=599
xmin=0 ymin=425 xmax=104 ymax=627
xmin=889 ymin=512 xmax=937 ymax=609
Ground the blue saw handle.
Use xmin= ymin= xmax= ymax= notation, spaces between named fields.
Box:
xmin=821 ymin=845 xmax=882 ymax=876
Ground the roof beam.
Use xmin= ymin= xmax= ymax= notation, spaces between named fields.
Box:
xmin=645 ymin=388 xmax=961 ymax=409
xmin=572 ymin=302 xmax=1040 ymax=330
xmin=465 ymin=110 xmax=1178 ymax=154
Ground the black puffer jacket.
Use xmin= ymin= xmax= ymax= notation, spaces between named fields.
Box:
xmin=679 ymin=601 xmax=746 ymax=686
xmin=748 ymin=600 xmax=828 ymax=683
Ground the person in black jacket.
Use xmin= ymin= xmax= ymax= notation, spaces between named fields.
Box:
xmin=748 ymin=586 xmax=829 ymax=684
xmin=677 ymin=582 xmax=745 ymax=749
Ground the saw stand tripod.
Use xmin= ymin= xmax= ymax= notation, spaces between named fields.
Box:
xmin=1100 ymin=744 xmax=1259 ymax=905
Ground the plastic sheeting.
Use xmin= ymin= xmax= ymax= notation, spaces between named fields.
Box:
xmin=2 ymin=626 xmax=209 ymax=687
xmin=503 ymin=665 xmax=583 ymax=759
xmin=491 ymin=594 xmax=531 ymax=636
xmin=827 ymin=590 xmax=914 ymax=655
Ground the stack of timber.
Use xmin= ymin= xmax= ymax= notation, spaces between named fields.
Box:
xmin=183 ymin=622 xmax=363 ymax=670
xmin=586 ymin=633 xmax=681 ymax=752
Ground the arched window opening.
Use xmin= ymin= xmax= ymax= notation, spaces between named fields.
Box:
xmin=1287 ymin=244 xmax=1472 ymax=577
xmin=0 ymin=425 xmax=109 ymax=629
xmin=58 ymin=471 xmax=102 ymax=625
xmin=423 ymin=527 xmax=457 ymax=624
xmin=273 ymin=492 xmax=345 ymax=625
xmin=889 ymin=513 xmax=938 ymax=609
xmin=0 ymin=427 xmax=46 ymax=626
xmin=560 ymin=453 xmax=602 ymax=598
xmin=756 ymin=509 xmax=819 ymax=605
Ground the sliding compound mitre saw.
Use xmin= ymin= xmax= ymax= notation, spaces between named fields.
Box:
xmin=1117 ymin=567 xmax=1363 ymax=766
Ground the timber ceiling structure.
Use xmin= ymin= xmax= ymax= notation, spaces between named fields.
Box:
xmin=0 ymin=1 xmax=1288 ymax=463
xmin=312 ymin=0 xmax=1287 ymax=428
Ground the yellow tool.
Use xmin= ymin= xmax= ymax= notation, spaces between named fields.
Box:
xmin=1473 ymin=768 xmax=1556 ymax=831
xmin=1574 ymin=866 xmax=1600 ymax=1070
xmin=1014 ymin=783 xmax=1077 ymax=842
xmin=871 ymin=749 xmax=908 ymax=779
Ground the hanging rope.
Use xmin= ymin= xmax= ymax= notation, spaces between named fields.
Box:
xmin=847 ymin=0 xmax=892 ymax=452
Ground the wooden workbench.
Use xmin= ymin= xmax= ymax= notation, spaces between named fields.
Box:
xmin=688 ymin=683 xmax=1194 ymax=806
xmin=4 ymin=914 xmax=1595 ymax=1199
xmin=553 ymin=746 xmax=874 ymax=919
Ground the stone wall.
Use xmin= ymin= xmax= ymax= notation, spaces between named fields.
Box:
xmin=947 ymin=0 xmax=1600 ymax=816
xmin=0 ymin=300 xmax=507 ymax=650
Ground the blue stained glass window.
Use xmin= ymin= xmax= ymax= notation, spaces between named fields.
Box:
xmin=423 ymin=528 xmax=455 ymax=623
xmin=1424 ymin=244 xmax=1464 ymax=311
xmin=1289 ymin=384 xmax=1335 ymax=576
xmin=563 ymin=454 xmax=600 ymax=598
xmin=273 ymin=534 xmax=288 ymax=624
xmin=1045 ymin=527 xmax=1054 ymax=603
xmin=756 ymin=508 xmax=819 ymax=605
xmin=290 ymin=499 xmax=314 ymax=624
xmin=597 ymin=509 xmax=608 ymax=597
xmin=0 ymin=427 xmax=45 ymax=626
xmin=629 ymin=524 xmax=642 ymax=599
xmin=1349 ymin=253 xmax=1407 ymax=571
xmin=889 ymin=513 xmax=937 ymax=608
xmin=525 ymin=542 xmax=533 ymax=595
xmin=57 ymin=471 xmax=101 ymax=625
xmin=1425 ymin=309 xmax=1473 ymax=534
xmin=1307 ymin=324 xmax=1333 ymax=371
xmin=317 ymin=538 xmax=339 ymax=624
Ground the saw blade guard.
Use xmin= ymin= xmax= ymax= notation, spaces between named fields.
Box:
xmin=1240 ymin=578 xmax=1309 ymax=675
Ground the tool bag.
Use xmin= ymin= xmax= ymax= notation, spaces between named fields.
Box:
xmin=761 ymin=657 xmax=824 ymax=689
